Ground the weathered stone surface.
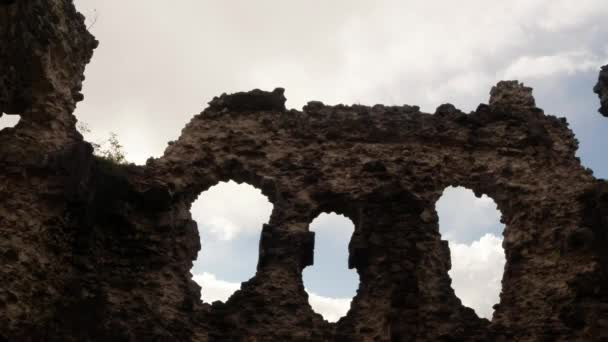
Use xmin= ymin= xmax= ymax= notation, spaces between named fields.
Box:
xmin=1 ymin=2 xmax=608 ymax=341
xmin=0 ymin=0 xmax=97 ymax=147
xmin=594 ymin=65 xmax=608 ymax=117
xmin=207 ymin=88 xmax=287 ymax=113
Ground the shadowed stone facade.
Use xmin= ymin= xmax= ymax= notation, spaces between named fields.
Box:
xmin=594 ymin=65 xmax=608 ymax=117
xmin=1 ymin=1 xmax=607 ymax=341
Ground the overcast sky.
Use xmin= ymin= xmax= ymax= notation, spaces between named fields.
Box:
xmin=2 ymin=0 xmax=607 ymax=322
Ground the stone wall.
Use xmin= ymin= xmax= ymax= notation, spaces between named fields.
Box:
xmin=595 ymin=65 xmax=608 ymax=117
xmin=1 ymin=1 xmax=607 ymax=341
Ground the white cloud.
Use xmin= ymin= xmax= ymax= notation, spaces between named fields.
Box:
xmin=503 ymin=52 xmax=606 ymax=80
xmin=193 ymin=272 xmax=352 ymax=322
xmin=191 ymin=181 xmax=273 ymax=241
xmin=202 ymin=217 xmax=241 ymax=241
xmin=536 ymin=0 xmax=608 ymax=32
xmin=0 ymin=114 xmax=20 ymax=130
xmin=436 ymin=186 xmax=503 ymax=244
xmin=448 ymin=233 xmax=506 ymax=319
xmin=193 ymin=272 xmax=240 ymax=303
xmin=436 ymin=187 xmax=506 ymax=319
xmin=73 ymin=0 xmax=608 ymax=164
xmin=308 ymin=212 xmax=354 ymax=240
xmin=306 ymin=290 xmax=352 ymax=323
xmin=248 ymin=0 xmax=608 ymax=112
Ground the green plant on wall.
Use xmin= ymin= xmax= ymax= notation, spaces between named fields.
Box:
xmin=77 ymin=121 xmax=127 ymax=164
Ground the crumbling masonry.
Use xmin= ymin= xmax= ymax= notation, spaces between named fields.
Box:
xmin=1 ymin=1 xmax=608 ymax=341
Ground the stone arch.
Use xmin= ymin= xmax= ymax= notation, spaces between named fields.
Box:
xmin=94 ymin=86 xmax=601 ymax=340
xmin=302 ymin=212 xmax=359 ymax=322
xmin=425 ymin=138 xmax=595 ymax=333
xmin=435 ymin=186 xmax=506 ymax=319
xmin=189 ymin=180 xmax=273 ymax=303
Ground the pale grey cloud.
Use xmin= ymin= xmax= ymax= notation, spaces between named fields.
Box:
xmin=306 ymin=290 xmax=352 ymax=323
xmin=448 ymin=234 xmax=505 ymax=319
xmin=436 ymin=186 xmax=503 ymax=244
xmin=191 ymin=181 xmax=273 ymax=241
xmin=503 ymin=51 xmax=607 ymax=80
xmin=193 ymin=272 xmax=240 ymax=303
xmin=536 ymin=0 xmax=608 ymax=32
xmin=73 ymin=0 xmax=608 ymax=164
xmin=249 ymin=0 xmax=608 ymax=112
xmin=306 ymin=212 xmax=354 ymax=240
xmin=436 ymin=186 xmax=506 ymax=319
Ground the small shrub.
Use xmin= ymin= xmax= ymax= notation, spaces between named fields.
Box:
xmin=77 ymin=122 xmax=127 ymax=164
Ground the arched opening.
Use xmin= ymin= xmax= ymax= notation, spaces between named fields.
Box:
xmin=303 ymin=213 xmax=359 ymax=322
xmin=0 ymin=113 xmax=20 ymax=130
xmin=190 ymin=180 xmax=273 ymax=303
xmin=436 ymin=186 xmax=506 ymax=319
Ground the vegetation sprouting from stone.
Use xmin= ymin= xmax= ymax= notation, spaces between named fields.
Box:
xmin=77 ymin=121 xmax=126 ymax=164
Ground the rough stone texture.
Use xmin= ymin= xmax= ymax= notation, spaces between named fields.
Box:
xmin=1 ymin=1 xmax=608 ymax=341
xmin=595 ymin=65 xmax=608 ymax=117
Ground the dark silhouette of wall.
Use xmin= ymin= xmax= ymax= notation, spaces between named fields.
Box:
xmin=1 ymin=1 xmax=607 ymax=341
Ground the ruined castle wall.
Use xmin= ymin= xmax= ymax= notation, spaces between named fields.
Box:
xmin=1 ymin=1 xmax=607 ymax=341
